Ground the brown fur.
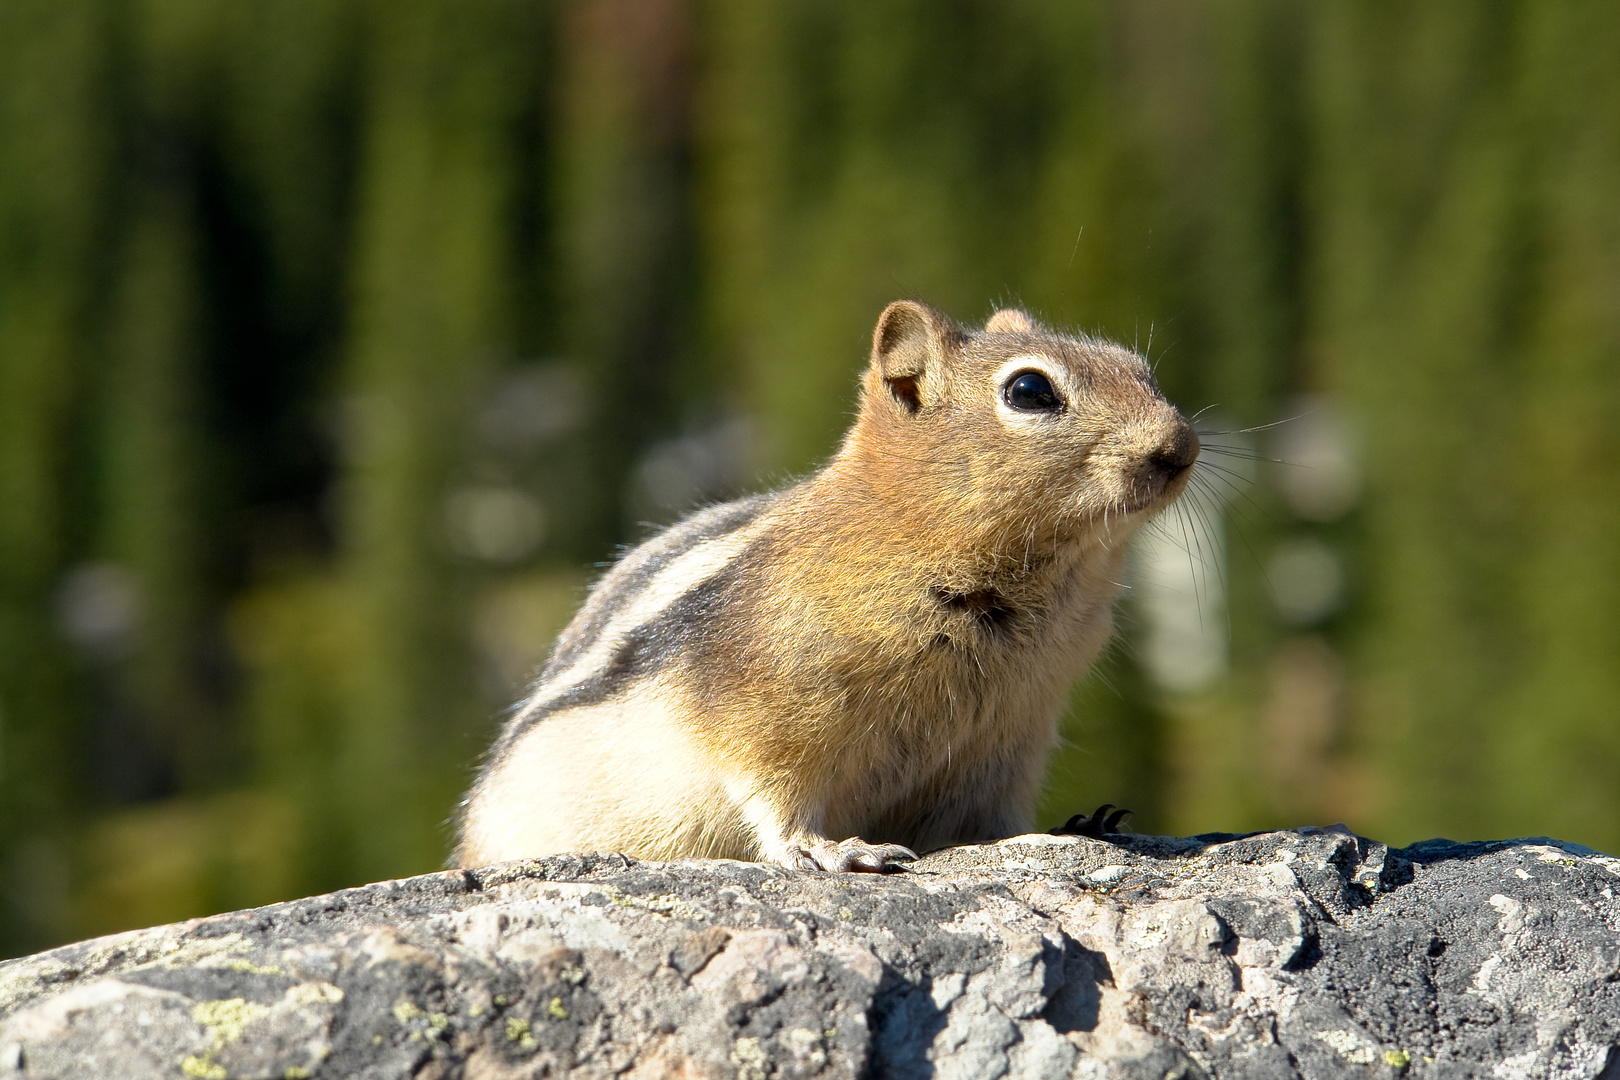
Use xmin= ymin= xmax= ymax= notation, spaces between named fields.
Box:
xmin=457 ymin=300 xmax=1197 ymax=872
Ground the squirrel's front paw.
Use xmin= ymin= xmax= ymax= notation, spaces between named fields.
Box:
xmin=789 ymin=838 xmax=917 ymax=873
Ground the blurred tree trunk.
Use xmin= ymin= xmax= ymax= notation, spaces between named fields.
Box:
xmin=1310 ymin=4 xmax=1620 ymax=845
xmin=555 ymin=0 xmax=697 ymax=551
xmin=0 ymin=0 xmax=112 ymax=954
xmin=97 ymin=189 xmax=212 ymax=796
xmin=335 ymin=0 xmax=530 ymax=882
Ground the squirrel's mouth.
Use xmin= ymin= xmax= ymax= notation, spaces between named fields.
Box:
xmin=1108 ymin=497 xmax=1161 ymax=519
xmin=1109 ymin=473 xmax=1195 ymax=519
xmin=1079 ymin=495 xmax=1163 ymax=524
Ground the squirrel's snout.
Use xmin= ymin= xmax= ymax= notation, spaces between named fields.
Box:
xmin=1147 ymin=419 xmax=1200 ymax=477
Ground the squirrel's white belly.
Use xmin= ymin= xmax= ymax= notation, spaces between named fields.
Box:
xmin=465 ymin=675 xmax=749 ymax=863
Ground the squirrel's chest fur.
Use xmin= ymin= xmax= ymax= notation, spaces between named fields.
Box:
xmin=685 ymin=487 xmax=1125 ymax=815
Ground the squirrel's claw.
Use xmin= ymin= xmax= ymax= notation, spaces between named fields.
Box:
xmin=1051 ymin=803 xmax=1133 ymax=838
xmin=799 ymin=838 xmax=917 ymax=873
xmin=788 ymin=850 xmax=822 ymax=872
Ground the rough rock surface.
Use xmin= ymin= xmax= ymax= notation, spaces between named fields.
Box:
xmin=3 ymin=827 xmax=1620 ymax=1079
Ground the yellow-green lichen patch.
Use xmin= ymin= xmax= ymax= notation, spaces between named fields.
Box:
xmin=284 ymin=1068 xmax=311 ymax=1080
xmin=180 ymin=1056 xmax=227 ymax=1079
xmin=590 ymin=883 xmax=703 ymax=920
xmin=392 ymin=1000 xmax=426 ymax=1025
xmin=224 ymin=958 xmax=283 ymax=976
xmin=1384 ymin=1049 xmax=1411 ymax=1069
xmin=184 ymin=996 xmax=271 ymax=1079
xmin=193 ymin=997 xmax=271 ymax=1044
xmin=392 ymin=998 xmax=449 ymax=1043
xmin=1531 ymin=846 xmax=1581 ymax=866
xmin=546 ymin=997 xmax=569 ymax=1020
xmin=505 ymin=1016 xmax=537 ymax=1051
xmin=285 ymin=982 xmax=344 ymax=1006
xmin=3 ymin=933 xmax=257 ymax=1014
xmin=784 ymin=1027 xmax=827 ymax=1067
xmin=731 ymin=1036 xmax=768 ymax=1080
xmin=153 ymin=934 xmax=255 ymax=972
xmin=558 ymin=964 xmax=586 ymax=985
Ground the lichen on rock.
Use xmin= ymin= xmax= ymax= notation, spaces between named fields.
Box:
xmin=2 ymin=828 xmax=1619 ymax=1078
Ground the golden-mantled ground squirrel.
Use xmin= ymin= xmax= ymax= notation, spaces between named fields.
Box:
xmin=458 ymin=300 xmax=1198 ymax=872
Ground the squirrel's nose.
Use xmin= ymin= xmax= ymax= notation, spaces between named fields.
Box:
xmin=1148 ymin=420 xmax=1200 ymax=475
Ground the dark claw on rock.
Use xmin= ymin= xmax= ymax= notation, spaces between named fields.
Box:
xmin=1051 ymin=803 xmax=1133 ymax=839
xmin=868 ymin=843 xmax=919 ymax=864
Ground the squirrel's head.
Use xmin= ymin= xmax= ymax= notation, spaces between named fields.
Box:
xmin=844 ymin=299 xmax=1198 ymax=549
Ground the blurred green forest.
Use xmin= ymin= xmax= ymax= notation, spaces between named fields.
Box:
xmin=2 ymin=0 xmax=1618 ymax=957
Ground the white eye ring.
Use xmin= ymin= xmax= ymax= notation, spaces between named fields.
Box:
xmin=1003 ymin=370 xmax=1062 ymax=411
xmin=992 ymin=357 xmax=1069 ymax=419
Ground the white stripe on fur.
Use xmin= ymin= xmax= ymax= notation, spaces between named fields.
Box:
xmin=516 ymin=512 xmax=774 ymax=718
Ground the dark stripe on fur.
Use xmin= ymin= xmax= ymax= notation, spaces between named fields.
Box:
xmin=543 ymin=493 xmax=773 ymax=677
xmin=481 ymin=540 xmax=751 ymax=768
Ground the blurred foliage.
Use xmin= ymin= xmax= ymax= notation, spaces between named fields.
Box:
xmin=1 ymin=0 xmax=1617 ymax=956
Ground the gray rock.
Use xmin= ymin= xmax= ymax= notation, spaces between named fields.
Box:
xmin=3 ymin=827 xmax=1619 ymax=1079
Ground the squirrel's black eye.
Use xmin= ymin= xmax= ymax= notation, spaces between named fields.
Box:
xmin=1004 ymin=371 xmax=1062 ymax=412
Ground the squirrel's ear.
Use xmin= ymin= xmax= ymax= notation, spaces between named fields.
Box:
xmin=984 ymin=308 xmax=1035 ymax=335
xmin=871 ymin=300 xmax=956 ymax=414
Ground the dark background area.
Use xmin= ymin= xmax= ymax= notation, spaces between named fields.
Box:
xmin=1 ymin=0 xmax=1617 ymax=957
